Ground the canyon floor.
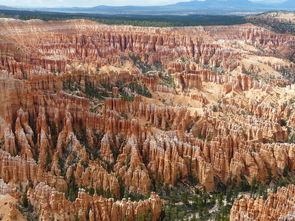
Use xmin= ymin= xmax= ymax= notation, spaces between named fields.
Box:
xmin=0 ymin=18 xmax=294 ymax=220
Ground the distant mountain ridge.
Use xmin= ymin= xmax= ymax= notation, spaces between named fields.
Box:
xmin=8 ymin=0 xmax=295 ymax=15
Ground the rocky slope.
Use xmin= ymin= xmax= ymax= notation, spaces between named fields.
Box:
xmin=0 ymin=18 xmax=294 ymax=220
xmin=231 ymin=185 xmax=295 ymax=221
xmin=247 ymin=12 xmax=295 ymax=36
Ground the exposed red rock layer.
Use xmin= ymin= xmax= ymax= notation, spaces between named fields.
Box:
xmin=0 ymin=18 xmax=295 ymax=219
xmin=0 ymin=19 xmax=294 ymax=80
xmin=28 ymin=182 xmax=162 ymax=221
xmin=230 ymin=185 xmax=295 ymax=221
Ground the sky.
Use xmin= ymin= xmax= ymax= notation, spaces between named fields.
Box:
xmin=0 ymin=0 xmax=287 ymax=8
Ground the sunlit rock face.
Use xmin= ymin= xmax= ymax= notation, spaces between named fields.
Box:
xmin=0 ymin=18 xmax=294 ymax=79
xmin=230 ymin=185 xmax=295 ymax=221
xmin=0 ymin=18 xmax=294 ymax=220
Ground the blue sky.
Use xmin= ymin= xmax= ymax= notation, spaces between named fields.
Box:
xmin=0 ymin=0 xmax=287 ymax=8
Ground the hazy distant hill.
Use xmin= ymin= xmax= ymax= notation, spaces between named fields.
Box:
xmin=36 ymin=0 xmax=295 ymax=15
xmin=0 ymin=5 xmax=18 ymax=10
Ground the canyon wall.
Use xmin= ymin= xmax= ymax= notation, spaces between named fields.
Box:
xmin=0 ymin=18 xmax=294 ymax=220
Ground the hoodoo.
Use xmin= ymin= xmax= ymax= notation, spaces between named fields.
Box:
xmin=0 ymin=12 xmax=294 ymax=220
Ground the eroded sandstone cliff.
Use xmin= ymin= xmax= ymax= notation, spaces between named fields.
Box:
xmin=0 ymin=18 xmax=294 ymax=220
